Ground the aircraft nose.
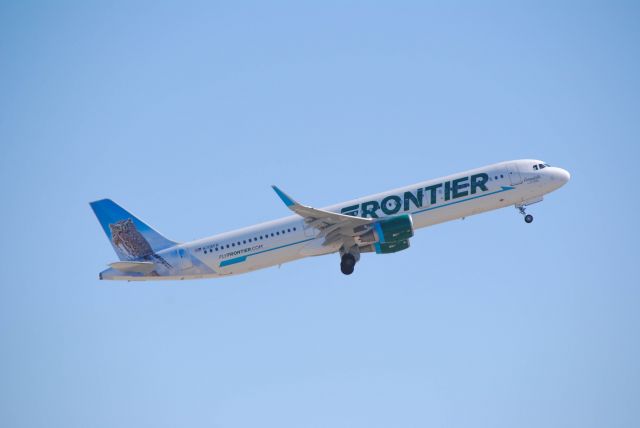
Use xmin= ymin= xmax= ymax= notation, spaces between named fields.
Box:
xmin=551 ymin=167 xmax=571 ymax=187
xmin=558 ymin=168 xmax=571 ymax=184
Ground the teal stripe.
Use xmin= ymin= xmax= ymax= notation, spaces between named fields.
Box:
xmin=220 ymin=256 xmax=247 ymax=267
xmin=412 ymin=186 xmax=514 ymax=215
xmin=374 ymin=221 xmax=385 ymax=243
xmin=219 ymin=238 xmax=315 ymax=268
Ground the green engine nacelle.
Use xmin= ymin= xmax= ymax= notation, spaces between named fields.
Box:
xmin=375 ymin=239 xmax=410 ymax=254
xmin=374 ymin=214 xmax=414 ymax=242
xmin=357 ymin=215 xmax=414 ymax=254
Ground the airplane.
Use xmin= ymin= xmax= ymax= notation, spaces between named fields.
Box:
xmin=90 ymin=159 xmax=570 ymax=280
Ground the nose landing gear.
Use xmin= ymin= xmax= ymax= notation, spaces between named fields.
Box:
xmin=517 ymin=205 xmax=534 ymax=224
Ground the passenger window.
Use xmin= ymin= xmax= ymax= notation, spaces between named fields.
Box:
xmin=232 ymin=243 xmax=235 ymax=247
xmin=243 ymin=240 xmax=246 ymax=244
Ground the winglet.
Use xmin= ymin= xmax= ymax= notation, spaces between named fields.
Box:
xmin=271 ymin=185 xmax=297 ymax=207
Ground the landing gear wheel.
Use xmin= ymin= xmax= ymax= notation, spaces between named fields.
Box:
xmin=340 ymin=253 xmax=356 ymax=275
xmin=340 ymin=264 xmax=354 ymax=275
xmin=517 ymin=205 xmax=534 ymax=224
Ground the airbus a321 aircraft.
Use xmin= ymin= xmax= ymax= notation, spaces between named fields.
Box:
xmin=91 ymin=159 xmax=570 ymax=280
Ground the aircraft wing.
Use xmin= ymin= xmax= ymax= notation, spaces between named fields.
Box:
xmin=272 ymin=185 xmax=373 ymax=246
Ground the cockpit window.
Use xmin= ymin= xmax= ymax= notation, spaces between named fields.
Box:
xmin=539 ymin=164 xmax=546 ymax=169
xmin=533 ymin=165 xmax=538 ymax=170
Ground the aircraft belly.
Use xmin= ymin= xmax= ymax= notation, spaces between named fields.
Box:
xmin=299 ymin=239 xmax=338 ymax=256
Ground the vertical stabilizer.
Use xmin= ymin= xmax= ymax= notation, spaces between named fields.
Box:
xmin=89 ymin=199 xmax=177 ymax=261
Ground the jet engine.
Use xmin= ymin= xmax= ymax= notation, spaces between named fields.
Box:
xmin=356 ymin=214 xmax=413 ymax=254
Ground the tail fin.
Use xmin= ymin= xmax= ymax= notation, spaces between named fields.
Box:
xmin=89 ymin=199 xmax=177 ymax=261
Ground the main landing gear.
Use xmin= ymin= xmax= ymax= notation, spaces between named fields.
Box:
xmin=340 ymin=245 xmax=360 ymax=275
xmin=340 ymin=253 xmax=356 ymax=275
xmin=518 ymin=205 xmax=534 ymax=224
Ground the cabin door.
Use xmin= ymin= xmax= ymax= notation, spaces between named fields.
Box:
xmin=507 ymin=163 xmax=523 ymax=185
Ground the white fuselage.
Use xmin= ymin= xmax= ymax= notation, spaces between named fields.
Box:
xmin=101 ymin=159 xmax=570 ymax=280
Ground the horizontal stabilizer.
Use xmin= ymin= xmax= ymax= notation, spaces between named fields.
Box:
xmin=109 ymin=261 xmax=156 ymax=274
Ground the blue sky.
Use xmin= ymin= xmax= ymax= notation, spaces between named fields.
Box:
xmin=1 ymin=1 xmax=639 ymax=427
